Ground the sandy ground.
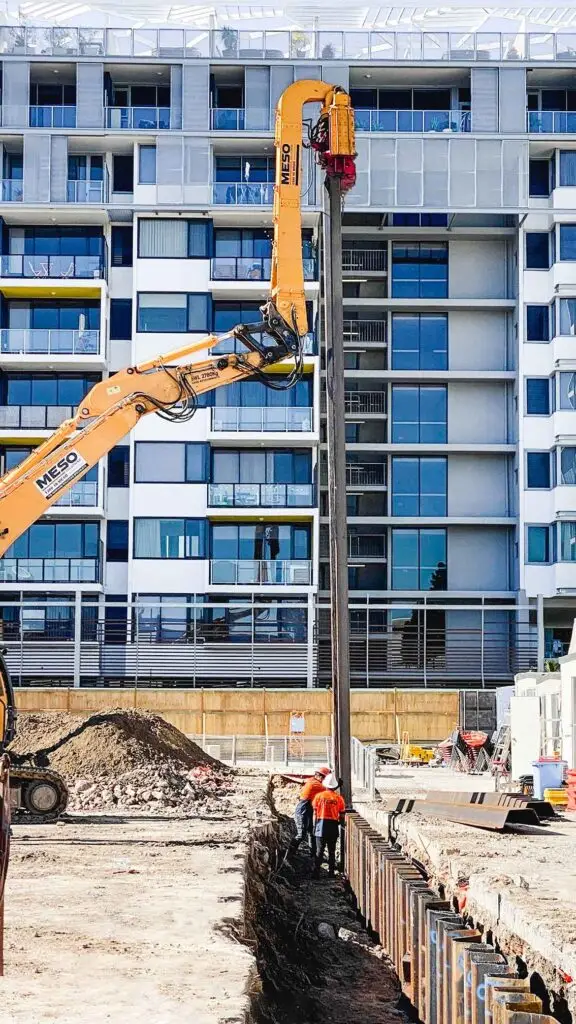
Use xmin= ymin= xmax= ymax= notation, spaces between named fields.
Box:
xmin=2 ymin=771 xmax=269 ymax=1024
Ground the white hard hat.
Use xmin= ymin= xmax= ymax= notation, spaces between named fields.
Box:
xmin=323 ymin=773 xmax=339 ymax=790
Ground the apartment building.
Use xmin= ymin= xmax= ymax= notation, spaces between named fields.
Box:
xmin=0 ymin=13 xmax=574 ymax=688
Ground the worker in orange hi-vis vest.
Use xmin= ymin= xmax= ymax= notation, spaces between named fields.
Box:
xmin=311 ymin=773 xmax=346 ymax=878
xmin=291 ymin=766 xmax=331 ymax=854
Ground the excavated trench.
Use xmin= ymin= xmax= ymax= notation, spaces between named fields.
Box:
xmin=243 ymin=779 xmax=407 ymax=1024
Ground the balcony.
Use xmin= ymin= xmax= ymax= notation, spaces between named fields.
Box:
xmin=211 ymin=407 xmax=314 ymax=432
xmin=67 ymin=181 xmax=105 ymax=204
xmin=211 ymin=256 xmax=317 ymax=281
xmin=346 ymin=463 xmax=386 ymax=487
xmin=53 ymin=480 xmax=99 ymax=507
xmin=344 ymin=392 xmax=386 ymax=415
xmin=0 ymin=405 xmax=73 ymax=430
xmin=0 ymin=557 xmax=100 ymax=583
xmin=211 ymin=333 xmax=316 ymax=355
xmin=105 ymin=106 xmax=173 ymax=130
xmin=2 ymin=181 xmax=22 ymax=203
xmin=342 ymin=250 xmax=387 ymax=273
xmin=527 ymin=110 xmax=576 ymax=133
xmin=0 ymin=330 xmax=100 ymax=356
xmin=343 ymin=320 xmax=387 ymax=344
xmin=211 ymin=108 xmax=246 ymax=130
xmin=0 ymin=255 xmax=104 ymax=280
xmin=354 ymin=109 xmax=471 ymax=133
xmin=210 ymin=559 xmax=312 ymax=586
xmin=208 ymin=483 xmax=315 ymax=508
xmin=29 ymin=105 xmax=76 ymax=128
xmin=349 ymin=535 xmax=386 ymax=558
xmin=212 ymin=183 xmax=274 ymax=206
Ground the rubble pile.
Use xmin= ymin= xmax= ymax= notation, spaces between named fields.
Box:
xmin=68 ymin=763 xmax=229 ymax=814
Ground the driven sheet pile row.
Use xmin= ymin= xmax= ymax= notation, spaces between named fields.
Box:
xmin=346 ymin=813 xmax=557 ymax=1024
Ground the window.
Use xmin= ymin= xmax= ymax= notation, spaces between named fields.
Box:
xmin=106 ymin=520 xmax=129 ymax=562
xmin=391 ymin=243 xmax=448 ymax=299
xmin=560 ymin=152 xmax=576 ymax=187
xmin=112 ymin=154 xmax=133 ymax=194
xmin=391 ymin=529 xmax=447 ymax=590
xmin=527 ymin=525 xmax=552 ymax=563
xmin=135 ymin=442 xmax=208 ymax=483
xmin=559 ymin=372 xmax=576 ymax=409
xmin=214 ymin=376 xmax=312 ymax=409
xmin=526 ymin=451 xmax=552 ymax=488
xmin=526 ymin=305 xmax=550 ymax=342
xmin=391 ymin=213 xmax=449 ymax=226
xmin=139 ymin=145 xmax=156 ymax=184
xmin=560 ymin=521 xmax=576 ymax=561
xmin=526 ymin=378 xmax=550 ymax=415
xmin=136 ymin=293 xmax=211 ymax=333
xmin=7 ymin=522 xmax=98 ymax=559
xmin=210 ymin=523 xmax=310 ymax=560
xmin=9 ymin=226 xmax=103 ymax=257
xmin=391 ymin=314 xmax=447 ymax=370
xmin=392 ymin=457 xmax=447 ymax=516
xmin=133 ymin=519 xmax=206 ymax=558
xmin=560 ymin=447 xmax=576 ymax=484
xmin=139 ymin=220 xmax=188 ymax=258
xmin=6 ymin=300 xmax=99 ymax=332
xmin=136 ymin=594 xmax=203 ymax=641
xmin=2 ymin=374 xmax=99 ymax=406
xmin=391 ymin=386 xmax=447 ymax=443
xmin=188 ymin=222 xmax=211 ymax=258
xmin=108 ymin=446 xmax=130 ymax=487
xmin=560 ymin=225 xmax=576 ymax=260
xmin=214 ymin=228 xmax=272 ymax=258
xmin=529 ymin=159 xmax=553 ymax=197
xmin=526 ymin=233 xmax=551 ymax=269
xmin=214 ymin=155 xmax=274 ymax=183
xmin=111 ymin=226 xmax=133 ymax=268
xmin=211 ymin=449 xmax=311 ymax=484
xmin=559 ymin=298 xmax=576 ymax=336
xmin=110 ymin=299 xmax=132 ymax=341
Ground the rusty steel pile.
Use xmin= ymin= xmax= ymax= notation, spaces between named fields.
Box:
xmin=346 ymin=813 xmax=558 ymax=1024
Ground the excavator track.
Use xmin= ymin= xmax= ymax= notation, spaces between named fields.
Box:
xmin=9 ymin=765 xmax=68 ymax=824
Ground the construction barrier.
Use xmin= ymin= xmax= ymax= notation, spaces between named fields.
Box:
xmin=345 ymin=813 xmax=555 ymax=1024
xmin=0 ymin=755 xmax=10 ymax=976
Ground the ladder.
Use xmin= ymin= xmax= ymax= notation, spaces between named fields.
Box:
xmin=490 ymin=725 xmax=511 ymax=776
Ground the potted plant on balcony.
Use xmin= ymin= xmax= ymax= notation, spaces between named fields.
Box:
xmin=291 ymin=31 xmax=311 ymax=58
xmin=321 ymin=42 xmax=335 ymax=59
xmin=221 ymin=26 xmax=238 ymax=57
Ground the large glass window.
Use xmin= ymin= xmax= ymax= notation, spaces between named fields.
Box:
xmin=559 ymin=298 xmax=576 ymax=336
xmin=7 ymin=522 xmax=98 ymax=559
xmin=391 ymin=386 xmax=447 ymax=443
xmin=6 ymin=300 xmax=99 ymax=332
xmin=2 ymin=374 xmax=99 ymax=406
xmin=108 ymin=446 xmax=129 ymax=488
xmin=391 ymin=243 xmax=448 ymax=299
xmin=526 ymin=305 xmax=551 ymax=342
xmin=392 ymin=457 xmax=447 ymax=516
xmin=214 ymin=228 xmax=272 ymax=258
xmin=560 ymin=225 xmax=576 ymax=260
xmin=214 ymin=155 xmax=274 ymax=183
xmin=210 ymin=523 xmax=310 ymax=560
xmin=138 ymin=145 xmax=156 ymax=184
xmin=136 ymin=293 xmax=210 ymax=333
xmin=560 ymin=447 xmax=576 ymax=485
xmin=136 ymin=594 xmax=203 ymax=641
xmin=527 ymin=525 xmax=552 ymax=563
xmin=135 ymin=442 xmax=208 ymax=483
xmin=214 ymin=376 xmax=312 ymax=409
xmin=138 ymin=219 xmax=209 ymax=258
xmin=559 ymin=372 xmax=576 ymax=409
xmin=391 ymin=529 xmax=447 ymax=590
xmin=8 ymin=226 xmax=103 ymax=257
xmin=526 ymin=451 xmax=552 ymax=488
xmin=526 ymin=378 xmax=551 ymax=415
xmin=526 ymin=232 xmax=551 ymax=269
xmin=560 ymin=152 xmax=576 ymax=187
xmin=211 ymin=449 xmax=311 ymax=483
xmin=560 ymin=521 xmax=576 ymax=561
xmin=133 ymin=519 xmax=206 ymax=558
xmin=391 ymin=314 xmax=447 ymax=370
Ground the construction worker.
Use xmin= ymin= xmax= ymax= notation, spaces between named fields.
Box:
xmin=311 ymin=773 xmax=346 ymax=879
xmin=292 ymin=766 xmax=331 ymax=853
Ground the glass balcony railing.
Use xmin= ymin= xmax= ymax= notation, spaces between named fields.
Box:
xmin=354 ymin=109 xmax=471 ymax=133
xmin=212 ymin=182 xmax=274 ymax=206
xmin=210 ymin=559 xmax=312 ymax=586
xmin=0 ymin=405 xmax=73 ymax=430
xmin=210 ymin=108 xmax=246 ymax=130
xmin=53 ymin=480 xmax=99 ymax=507
xmin=105 ymin=106 xmax=173 ymax=130
xmin=0 ymin=329 xmax=100 ymax=356
xmin=527 ymin=110 xmax=576 ymax=133
xmin=2 ymin=180 xmax=23 ymax=203
xmin=210 ymin=333 xmax=316 ymax=356
xmin=0 ymin=255 xmax=104 ymax=279
xmin=29 ymin=105 xmax=76 ymax=128
xmin=211 ymin=407 xmax=314 ymax=432
xmin=0 ymin=557 xmax=100 ymax=583
xmin=342 ymin=250 xmax=387 ymax=272
xmin=208 ymin=483 xmax=315 ymax=508
xmin=343 ymin=320 xmax=387 ymax=344
xmin=211 ymin=256 xmax=316 ymax=281
xmin=67 ymin=180 xmax=105 ymax=204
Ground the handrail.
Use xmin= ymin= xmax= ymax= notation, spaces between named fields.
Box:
xmin=0 ymin=255 xmax=104 ymax=279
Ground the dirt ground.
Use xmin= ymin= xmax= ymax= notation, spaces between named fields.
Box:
xmin=2 ymin=770 xmax=269 ymax=1024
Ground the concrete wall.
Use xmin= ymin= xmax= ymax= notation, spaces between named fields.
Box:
xmin=448 ymin=382 xmax=509 ymax=444
xmin=448 ymin=454 xmax=509 ymax=516
xmin=448 ymin=239 xmax=508 ymax=299
xmin=448 ymin=310 xmax=509 ymax=371
xmin=14 ymin=688 xmax=460 ymax=743
xmin=447 ymin=527 xmax=511 ymax=590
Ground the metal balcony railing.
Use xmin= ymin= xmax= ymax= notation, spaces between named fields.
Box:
xmin=342 ymin=250 xmax=387 ymax=272
xmin=29 ymin=105 xmax=76 ymax=128
xmin=0 ymin=255 xmax=104 ymax=280
xmin=211 ymin=407 xmax=314 ymax=432
xmin=348 ymin=535 xmax=386 ymax=558
xmin=105 ymin=106 xmax=172 ymax=130
xmin=212 ymin=182 xmax=274 ymax=206
xmin=210 ymin=256 xmax=317 ymax=281
xmin=2 ymin=180 xmax=23 ymax=202
xmin=527 ymin=110 xmax=576 ymax=133
xmin=210 ymin=108 xmax=246 ymax=130
xmin=66 ymin=180 xmax=105 ymax=204
xmin=346 ymin=463 xmax=386 ymax=487
xmin=210 ymin=559 xmax=312 ymax=586
xmin=0 ymin=405 xmax=74 ymax=430
xmin=0 ymin=330 xmax=100 ymax=356
xmin=208 ymin=483 xmax=315 ymax=508
xmin=53 ymin=480 xmax=99 ymax=507
xmin=344 ymin=392 xmax=386 ymax=414
xmin=343 ymin=320 xmax=387 ymax=344
xmin=354 ymin=108 xmax=471 ymax=133
xmin=0 ymin=557 xmax=100 ymax=583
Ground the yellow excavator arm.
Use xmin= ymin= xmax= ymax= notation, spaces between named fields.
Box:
xmin=0 ymin=80 xmax=355 ymax=560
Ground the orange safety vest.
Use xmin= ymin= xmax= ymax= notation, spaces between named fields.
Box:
xmin=312 ymin=790 xmax=345 ymax=821
xmin=299 ymin=779 xmax=324 ymax=802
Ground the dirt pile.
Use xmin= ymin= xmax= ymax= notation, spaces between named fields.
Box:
xmin=9 ymin=709 xmax=230 ymax=815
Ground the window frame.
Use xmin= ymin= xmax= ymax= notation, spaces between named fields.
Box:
xmin=525 ymin=231 xmax=552 ymax=270
xmin=138 ymin=144 xmax=156 ymax=185
xmin=391 ymin=313 xmax=448 ymax=371
xmin=526 ymin=304 xmax=551 ymax=343
xmin=107 ymin=446 xmax=130 ymax=488
xmin=390 ymin=527 xmax=447 ymax=591
xmin=526 ymin=450 xmax=553 ymax=490
xmin=136 ymin=292 xmax=212 ymax=333
xmin=526 ymin=524 xmax=553 ymax=564
xmin=525 ymin=377 xmax=551 ymax=416
xmin=133 ymin=517 xmax=207 ymax=560
xmin=134 ymin=441 xmax=209 ymax=484
xmin=106 ymin=519 xmax=129 ymax=563
xmin=137 ymin=219 xmax=212 ymax=260
xmin=391 ymin=456 xmax=447 ymax=516
xmin=391 ymin=385 xmax=448 ymax=444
